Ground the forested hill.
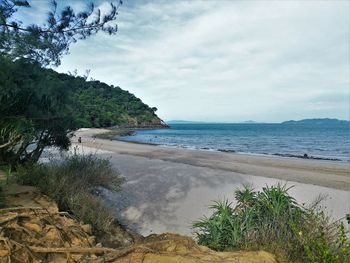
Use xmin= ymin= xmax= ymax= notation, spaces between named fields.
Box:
xmin=0 ymin=56 xmax=166 ymax=129
xmin=61 ymin=74 xmax=166 ymax=128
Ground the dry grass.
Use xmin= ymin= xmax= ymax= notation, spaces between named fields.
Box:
xmin=15 ymin=154 xmax=124 ymax=235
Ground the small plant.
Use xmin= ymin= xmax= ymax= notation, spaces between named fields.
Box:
xmin=193 ymin=184 xmax=350 ymax=262
xmin=193 ymin=200 xmax=239 ymax=250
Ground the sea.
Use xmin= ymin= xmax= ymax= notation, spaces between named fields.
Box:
xmin=118 ymin=123 xmax=350 ymax=162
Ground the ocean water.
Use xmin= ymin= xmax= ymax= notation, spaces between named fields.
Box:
xmin=119 ymin=123 xmax=350 ymax=161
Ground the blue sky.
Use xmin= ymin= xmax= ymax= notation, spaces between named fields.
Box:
xmin=17 ymin=0 xmax=350 ymax=122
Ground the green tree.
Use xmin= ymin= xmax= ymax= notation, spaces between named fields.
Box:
xmin=0 ymin=0 xmax=122 ymax=164
xmin=0 ymin=56 xmax=76 ymax=164
xmin=0 ymin=0 xmax=122 ymax=66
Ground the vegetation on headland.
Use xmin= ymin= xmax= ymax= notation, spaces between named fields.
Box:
xmin=71 ymin=77 xmax=161 ymax=129
xmin=193 ymin=184 xmax=350 ymax=262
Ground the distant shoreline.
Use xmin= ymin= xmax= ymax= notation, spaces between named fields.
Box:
xmin=166 ymin=118 xmax=350 ymax=125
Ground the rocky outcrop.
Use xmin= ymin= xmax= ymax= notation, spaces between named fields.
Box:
xmin=112 ymin=117 xmax=169 ymax=129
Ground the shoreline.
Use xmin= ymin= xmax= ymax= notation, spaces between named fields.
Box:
xmin=74 ymin=128 xmax=350 ymax=191
xmin=118 ymin=137 xmax=346 ymax=163
xmin=111 ymin=127 xmax=348 ymax=163
xmin=71 ymin=128 xmax=350 ymax=236
xmin=94 ymin=127 xmax=348 ymax=163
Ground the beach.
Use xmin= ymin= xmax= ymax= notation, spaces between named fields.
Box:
xmin=73 ymin=128 xmax=350 ymax=235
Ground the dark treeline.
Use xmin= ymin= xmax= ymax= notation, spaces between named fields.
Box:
xmin=70 ymin=75 xmax=159 ymax=128
xmin=1 ymin=56 xmax=160 ymax=128
xmin=0 ymin=55 xmax=161 ymax=164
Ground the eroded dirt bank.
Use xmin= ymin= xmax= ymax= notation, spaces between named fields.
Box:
xmin=0 ymin=183 xmax=277 ymax=263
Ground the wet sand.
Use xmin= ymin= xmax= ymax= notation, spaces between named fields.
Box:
xmin=75 ymin=128 xmax=350 ymax=190
xmin=71 ymin=128 xmax=350 ymax=236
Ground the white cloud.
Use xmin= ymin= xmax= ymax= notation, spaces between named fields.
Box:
xmin=53 ymin=0 xmax=349 ymax=122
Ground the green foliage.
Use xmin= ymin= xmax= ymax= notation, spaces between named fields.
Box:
xmin=0 ymin=0 xmax=159 ymax=165
xmin=0 ymin=56 xmax=161 ymax=165
xmin=69 ymin=78 xmax=160 ymax=128
xmin=0 ymin=0 xmax=121 ymax=66
xmin=15 ymin=154 xmax=124 ymax=233
xmin=0 ymin=56 xmax=76 ymax=165
xmin=193 ymin=200 xmax=241 ymax=251
xmin=291 ymin=210 xmax=350 ymax=262
xmin=0 ymin=0 xmax=154 ymax=166
xmin=193 ymin=184 xmax=350 ymax=262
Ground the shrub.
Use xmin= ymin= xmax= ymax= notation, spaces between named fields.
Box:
xmin=291 ymin=204 xmax=350 ymax=262
xmin=65 ymin=191 xmax=116 ymax=233
xmin=15 ymin=154 xmax=124 ymax=234
xmin=193 ymin=184 xmax=350 ymax=262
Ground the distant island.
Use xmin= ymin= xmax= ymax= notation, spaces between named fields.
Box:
xmin=282 ymin=118 xmax=349 ymax=125
xmin=241 ymin=120 xmax=258 ymax=124
xmin=166 ymin=118 xmax=349 ymax=125
xmin=166 ymin=120 xmax=260 ymax=124
xmin=166 ymin=120 xmax=209 ymax=124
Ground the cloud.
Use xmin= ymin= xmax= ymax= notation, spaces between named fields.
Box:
xmin=53 ymin=0 xmax=350 ymax=122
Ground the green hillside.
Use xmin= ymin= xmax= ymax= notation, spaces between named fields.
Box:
xmin=0 ymin=56 xmax=166 ymax=129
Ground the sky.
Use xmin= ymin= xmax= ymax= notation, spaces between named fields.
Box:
xmin=17 ymin=0 xmax=350 ymax=122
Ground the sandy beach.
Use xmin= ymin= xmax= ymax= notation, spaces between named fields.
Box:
xmin=72 ymin=128 xmax=350 ymax=235
xmin=75 ymin=128 xmax=350 ymax=190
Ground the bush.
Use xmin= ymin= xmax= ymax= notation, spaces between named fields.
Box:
xmin=15 ymin=154 xmax=124 ymax=234
xmin=65 ymin=191 xmax=116 ymax=233
xmin=193 ymin=184 xmax=350 ymax=262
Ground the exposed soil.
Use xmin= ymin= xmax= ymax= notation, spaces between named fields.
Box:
xmin=0 ymin=182 xmax=278 ymax=263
